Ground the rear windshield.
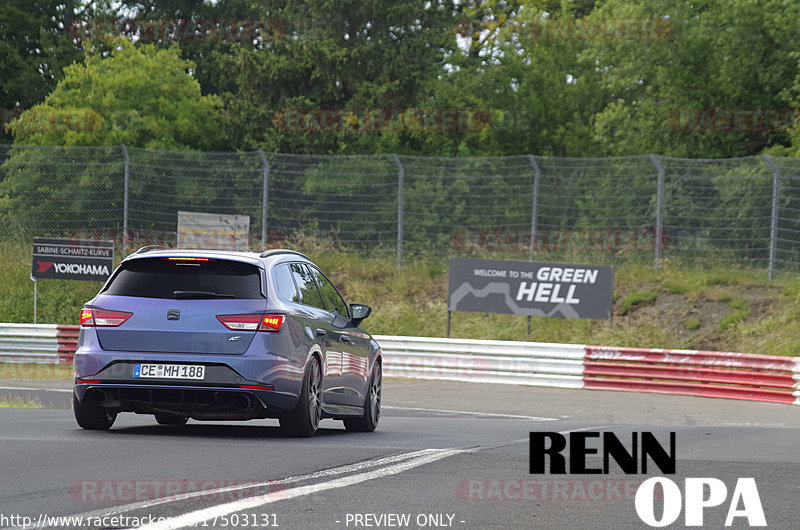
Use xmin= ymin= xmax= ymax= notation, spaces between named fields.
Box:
xmin=102 ymin=258 xmax=263 ymax=299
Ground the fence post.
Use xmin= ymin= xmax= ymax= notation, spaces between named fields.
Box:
xmin=258 ymin=151 xmax=269 ymax=248
xmin=392 ymin=154 xmax=405 ymax=267
xmin=526 ymin=155 xmax=542 ymax=338
xmin=763 ymin=154 xmax=780 ymax=280
xmin=526 ymin=155 xmax=541 ymax=262
xmin=648 ymin=154 xmax=665 ymax=268
xmin=121 ymin=144 xmax=129 ymax=252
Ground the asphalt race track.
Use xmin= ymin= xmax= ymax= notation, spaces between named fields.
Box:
xmin=1 ymin=379 xmax=799 ymax=529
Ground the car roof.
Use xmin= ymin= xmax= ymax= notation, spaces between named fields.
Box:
xmin=123 ymin=247 xmax=311 ymax=267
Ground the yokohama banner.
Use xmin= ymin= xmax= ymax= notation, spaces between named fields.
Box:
xmin=32 ymin=238 xmax=114 ymax=282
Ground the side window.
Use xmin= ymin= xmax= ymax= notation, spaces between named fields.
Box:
xmin=274 ymin=264 xmax=299 ymax=302
xmin=310 ymin=266 xmax=349 ymax=317
xmin=289 ymin=263 xmax=324 ymax=309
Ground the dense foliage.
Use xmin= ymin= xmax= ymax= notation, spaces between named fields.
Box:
xmin=2 ymin=0 xmax=799 ymax=157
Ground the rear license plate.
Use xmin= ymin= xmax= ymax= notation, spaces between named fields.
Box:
xmin=133 ymin=364 xmax=205 ymax=380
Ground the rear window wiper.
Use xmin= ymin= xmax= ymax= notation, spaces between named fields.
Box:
xmin=173 ymin=290 xmax=236 ymax=299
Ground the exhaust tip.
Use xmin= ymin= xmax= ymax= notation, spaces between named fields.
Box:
xmin=234 ymin=393 xmax=253 ymax=410
xmin=87 ymin=389 xmax=107 ymax=405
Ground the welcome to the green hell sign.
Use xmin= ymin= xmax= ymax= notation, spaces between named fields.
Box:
xmin=448 ymin=258 xmax=614 ymax=320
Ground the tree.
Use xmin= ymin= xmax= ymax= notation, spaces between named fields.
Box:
xmin=355 ymin=0 xmax=610 ymax=157
xmin=8 ymin=38 xmax=221 ymax=149
xmin=2 ymin=39 xmax=223 ymax=237
xmin=583 ymin=0 xmax=800 ymax=158
xmin=207 ymin=0 xmax=460 ymax=153
xmin=0 ymin=0 xmax=84 ymax=142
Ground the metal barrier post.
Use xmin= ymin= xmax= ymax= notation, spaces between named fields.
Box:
xmin=526 ymin=155 xmax=541 ymax=262
xmin=30 ymin=275 xmax=37 ymax=324
xmin=648 ymin=154 xmax=665 ymax=268
xmin=392 ymin=154 xmax=405 ymax=267
xmin=258 ymin=151 xmax=270 ymax=247
xmin=121 ymin=144 xmax=129 ymax=252
xmin=763 ymin=154 xmax=781 ymax=280
xmin=526 ymin=155 xmax=541 ymax=337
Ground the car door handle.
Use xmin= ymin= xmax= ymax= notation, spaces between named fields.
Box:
xmin=339 ymin=334 xmax=351 ymax=343
xmin=315 ymin=328 xmax=327 ymax=337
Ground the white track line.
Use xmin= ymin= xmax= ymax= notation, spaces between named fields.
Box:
xmin=132 ymin=426 xmax=613 ymax=530
xmin=6 ymin=425 xmax=615 ymax=530
xmin=0 ymin=386 xmax=71 ymax=392
xmin=133 ymin=449 xmax=465 ymax=530
xmin=5 ymin=449 xmax=460 ymax=530
xmin=383 ymin=405 xmax=556 ymax=421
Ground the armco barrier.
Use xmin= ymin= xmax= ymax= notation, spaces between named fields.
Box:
xmin=374 ymin=335 xmax=800 ymax=406
xmin=374 ymin=335 xmax=586 ymax=389
xmin=0 ymin=325 xmax=797 ymax=405
xmin=0 ymin=323 xmax=79 ymax=364
xmin=583 ymin=346 xmax=800 ymax=405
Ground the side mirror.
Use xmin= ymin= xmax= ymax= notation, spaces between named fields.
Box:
xmin=349 ymin=304 xmax=372 ymax=327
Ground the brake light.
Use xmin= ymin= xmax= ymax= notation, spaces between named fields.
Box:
xmin=240 ymin=384 xmax=274 ymax=390
xmin=217 ymin=314 xmax=284 ymax=332
xmin=80 ymin=308 xmax=133 ymax=327
xmin=260 ymin=315 xmax=283 ymax=331
xmin=80 ymin=308 xmax=93 ymax=325
xmin=166 ymin=257 xmax=210 ymax=262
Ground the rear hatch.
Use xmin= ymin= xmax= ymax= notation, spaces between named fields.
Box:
xmin=90 ymin=256 xmax=266 ymax=355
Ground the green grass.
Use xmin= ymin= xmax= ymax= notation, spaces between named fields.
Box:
xmin=3 ymin=240 xmax=800 ymax=361
xmin=617 ymin=290 xmax=658 ymax=315
xmin=0 ymin=363 xmax=72 ymax=379
xmin=0 ymin=395 xmax=43 ymax=408
xmin=684 ymin=318 xmax=701 ymax=330
xmin=719 ymin=299 xmax=750 ymax=330
xmin=0 ymin=241 xmax=108 ymax=324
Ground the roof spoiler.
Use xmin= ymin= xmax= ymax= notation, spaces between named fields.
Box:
xmin=259 ymin=249 xmax=310 ymax=260
xmin=134 ymin=245 xmax=169 ymax=254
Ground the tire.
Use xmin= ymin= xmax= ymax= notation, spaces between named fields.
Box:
xmin=279 ymin=356 xmax=323 ymax=437
xmin=344 ymin=361 xmax=381 ymax=433
xmin=155 ymin=413 xmax=189 ymax=425
xmin=73 ymin=393 xmax=117 ymax=431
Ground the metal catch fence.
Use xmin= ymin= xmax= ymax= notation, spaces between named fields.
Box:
xmin=2 ymin=144 xmax=800 ymax=275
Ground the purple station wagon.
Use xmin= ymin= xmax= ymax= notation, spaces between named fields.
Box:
xmin=72 ymin=247 xmax=381 ymax=437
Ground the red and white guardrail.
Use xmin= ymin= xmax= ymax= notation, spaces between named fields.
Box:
xmin=0 ymin=323 xmax=79 ymax=364
xmin=583 ymin=345 xmax=800 ymax=404
xmin=375 ymin=335 xmax=800 ymax=406
xmin=0 ymin=325 xmax=797 ymax=405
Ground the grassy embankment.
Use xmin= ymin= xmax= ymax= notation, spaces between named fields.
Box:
xmin=0 ymin=395 xmax=43 ymax=408
xmin=3 ymin=239 xmax=800 ymax=383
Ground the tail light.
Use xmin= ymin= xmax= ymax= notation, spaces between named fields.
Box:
xmin=240 ymin=384 xmax=274 ymax=390
xmin=217 ymin=314 xmax=284 ymax=332
xmin=80 ymin=308 xmax=133 ymax=327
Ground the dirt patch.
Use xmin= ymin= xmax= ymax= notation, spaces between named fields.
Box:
xmin=613 ymin=284 xmax=780 ymax=350
xmin=621 ymin=292 xmax=725 ymax=344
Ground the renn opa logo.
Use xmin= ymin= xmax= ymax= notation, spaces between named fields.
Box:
xmin=529 ymin=431 xmax=766 ymax=527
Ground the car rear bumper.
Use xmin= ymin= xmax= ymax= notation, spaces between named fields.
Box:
xmin=74 ymin=382 xmax=296 ymax=420
xmin=74 ymin=359 xmax=300 ymax=419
